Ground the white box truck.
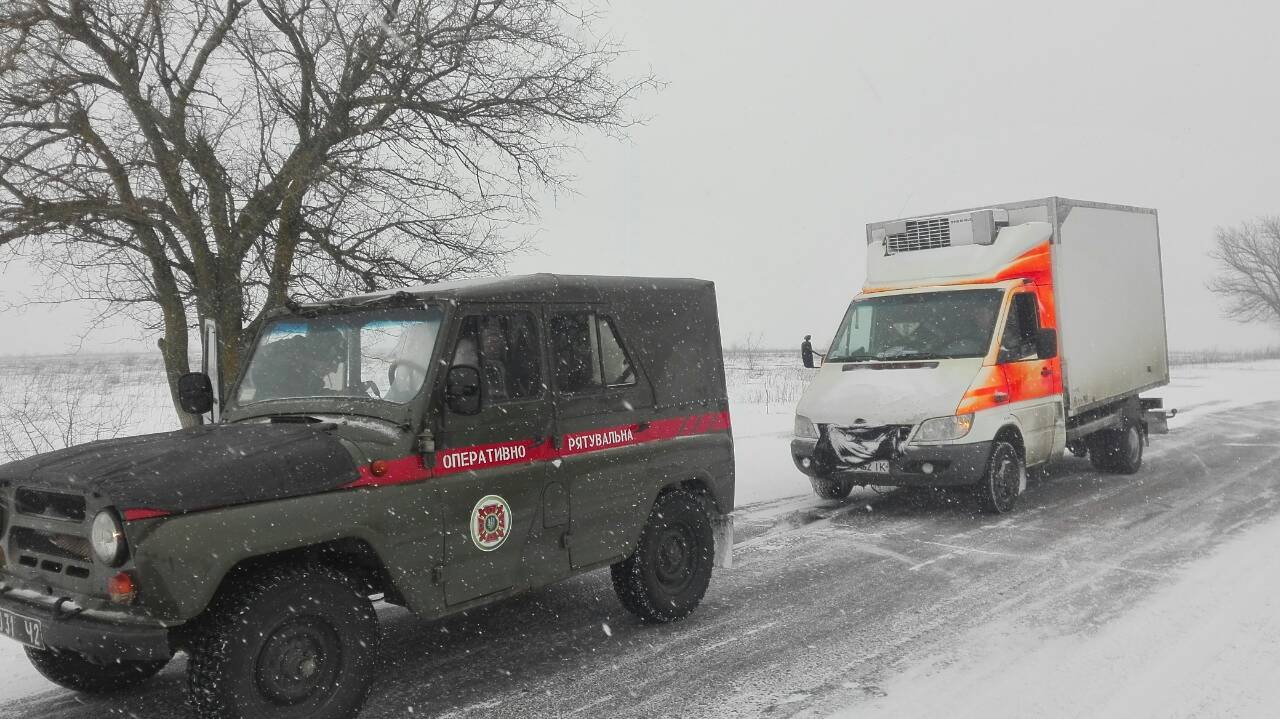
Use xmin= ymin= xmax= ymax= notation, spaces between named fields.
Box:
xmin=791 ymin=197 xmax=1172 ymax=513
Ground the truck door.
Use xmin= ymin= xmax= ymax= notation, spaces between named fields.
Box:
xmin=546 ymin=307 xmax=657 ymax=570
xmin=996 ymin=290 xmax=1062 ymax=464
xmin=437 ymin=306 xmax=554 ymax=605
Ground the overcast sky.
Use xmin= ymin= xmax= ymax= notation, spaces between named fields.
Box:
xmin=3 ymin=0 xmax=1279 ymax=355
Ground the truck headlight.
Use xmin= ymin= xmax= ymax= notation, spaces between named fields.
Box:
xmin=794 ymin=415 xmax=819 ymax=439
xmin=91 ymin=510 xmax=126 ymax=566
xmin=915 ymin=414 xmax=975 ymax=443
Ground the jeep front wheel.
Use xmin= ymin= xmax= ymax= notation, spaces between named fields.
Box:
xmin=187 ymin=565 xmax=379 ymax=719
xmin=24 ymin=647 xmax=168 ymax=694
xmin=612 ymin=491 xmax=714 ymax=623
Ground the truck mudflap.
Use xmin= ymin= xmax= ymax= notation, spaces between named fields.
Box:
xmin=1141 ymin=397 xmax=1176 ymax=435
xmin=712 ymin=513 xmax=734 ymax=570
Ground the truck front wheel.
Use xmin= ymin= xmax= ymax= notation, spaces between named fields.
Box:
xmin=811 ymin=476 xmax=854 ymax=500
xmin=187 ymin=565 xmax=379 ymax=719
xmin=612 ymin=491 xmax=715 ymax=623
xmin=974 ymin=441 xmax=1024 ymax=514
xmin=24 ymin=647 xmax=168 ymax=694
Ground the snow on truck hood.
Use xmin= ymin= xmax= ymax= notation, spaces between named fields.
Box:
xmin=796 ymin=359 xmax=982 ymax=426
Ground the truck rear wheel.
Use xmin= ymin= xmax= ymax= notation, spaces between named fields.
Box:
xmin=611 ymin=491 xmax=714 ymax=623
xmin=24 ymin=647 xmax=168 ymax=694
xmin=187 ymin=565 xmax=379 ymax=719
xmin=974 ymin=441 xmax=1023 ymax=514
xmin=1088 ymin=424 xmax=1144 ymax=474
xmin=811 ymin=477 xmax=854 ymax=500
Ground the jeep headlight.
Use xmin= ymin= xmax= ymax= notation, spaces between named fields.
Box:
xmin=915 ymin=413 xmax=975 ymax=443
xmin=794 ymin=415 xmax=819 ymax=439
xmin=91 ymin=510 xmax=126 ymax=566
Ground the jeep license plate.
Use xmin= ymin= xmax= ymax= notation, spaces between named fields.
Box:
xmin=0 ymin=608 xmax=44 ymax=649
xmin=852 ymin=460 xmax=890 ymax=473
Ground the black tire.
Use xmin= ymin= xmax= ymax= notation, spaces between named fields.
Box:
xmin=187 ymin=565 xmax=379 ymax=719
xmin=1088 ymin=424 xmax=1144 ymax=474
xmin=974 ymin=441 xmax=1024 ymax=514
xmin=611 ymin=491 xmax=715 ymax=623
xmin=811 ymin=477 xmax=854 ymax=500
xmin=24 ymin=646 xmax=168 ymax=694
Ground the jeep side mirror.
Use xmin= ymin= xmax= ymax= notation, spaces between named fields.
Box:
xmin=177 ymin=372 xmax=215 ymax=415
xmin=445 ymin=366 xmax=482 ymax=415
xmin=1036 ymin=328 xmax=1058 ymax=360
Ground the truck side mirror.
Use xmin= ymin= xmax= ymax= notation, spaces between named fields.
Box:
xmin=177 ymin=372 xmax=215 ymax=415
xmin=445 ymin=366 xmax=482 ymax=415
xmin=1036 ymin=328 xmax=1058 ymax=360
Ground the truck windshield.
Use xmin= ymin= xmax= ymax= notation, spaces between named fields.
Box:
xmin=827 ymin=289 xmax=1004 ymax=362
xmin=236 ymin=306 xmax=444 ymax=406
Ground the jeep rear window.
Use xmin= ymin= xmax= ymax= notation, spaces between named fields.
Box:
xmin=549 ymin=312 xmax=637 ymax=392
xmin=236 ymin=306 xmax=444 ymax=406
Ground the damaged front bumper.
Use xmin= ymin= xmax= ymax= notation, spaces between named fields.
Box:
xmin=791 ymin=437 xmax=992 ymax=487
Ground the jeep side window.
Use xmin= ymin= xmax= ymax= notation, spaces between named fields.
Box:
xmin=451 ymin=312 xmax=542 ymax=405
xmin=999 ymin=293 xmax=1040 ymax=362
xmin=549 ymin=311 xmax=637 ymax=393
xmin=598 ymin=316 xmax=636 ymax=386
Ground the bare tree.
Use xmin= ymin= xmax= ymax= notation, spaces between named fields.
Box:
xmin=0 ymin=379 xmax=137 ymax=461
xmin=1208 ymin=217 xmax=1280 ymax=326
xmin=0 ymin=0 xmax=650 ymax=424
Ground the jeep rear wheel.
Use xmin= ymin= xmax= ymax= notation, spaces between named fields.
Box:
xmin=612 ymin=491 xmax=714 ymax=623
xmin=187 ymin=565 xmax=379 ymax=719
xmin=811 ymin=476 xmax=854 ymax=501
xmin=974 ymin=441 xmax=1024 ymax=514
xmin=24 ymin=647 xmax=168 ymax=694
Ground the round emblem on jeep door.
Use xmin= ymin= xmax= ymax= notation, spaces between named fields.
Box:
xmin=470 ymin=495 xmax=513 ymax=551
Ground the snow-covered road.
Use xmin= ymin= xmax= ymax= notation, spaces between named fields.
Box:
xmin=3 ymin=362 xmax=1280 ymax=717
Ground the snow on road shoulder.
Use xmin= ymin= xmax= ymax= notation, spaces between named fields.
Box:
xmin=1162 ymin=359 xmax=1280 ymax=430
xmin=838 ymin=509 xmax=1280 ymax=719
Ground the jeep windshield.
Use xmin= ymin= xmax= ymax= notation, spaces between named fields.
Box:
xmin=826 ymin=289 xmax=1004 ymax=362
xmin=235 ymin=306 xmax=444 ymax=407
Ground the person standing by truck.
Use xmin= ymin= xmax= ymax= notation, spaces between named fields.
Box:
xmin=801 ymin=335 xmax=824 ymax=368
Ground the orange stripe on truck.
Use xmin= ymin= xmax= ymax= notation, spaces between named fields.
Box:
xmin=864 ymin=241 xmax=1054 ymax=294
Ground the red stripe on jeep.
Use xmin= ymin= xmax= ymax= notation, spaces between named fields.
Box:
xmin=122 ymin=508 xmax=172 ymax=522
xmin=345 ymin=410 xmax=731 ymax=489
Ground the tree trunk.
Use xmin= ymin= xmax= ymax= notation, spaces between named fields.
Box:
xmin=157 ymin=317 xmax=197 ymax=429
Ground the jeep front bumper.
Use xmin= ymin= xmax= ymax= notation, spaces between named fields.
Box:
xmin=791 ymin=438 xmax=993 ymax=487
xmin=0 ymin=585 xmax=172 ymax=662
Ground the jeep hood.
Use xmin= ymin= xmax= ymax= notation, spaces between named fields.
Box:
xmin=0 ymin=424 xmax=359 ymax=514
xmin=796 ymin=359 xmax=983 ymax=426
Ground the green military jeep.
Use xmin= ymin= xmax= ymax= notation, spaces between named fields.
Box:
xmin=0 ymin=275 xmax=735 ymax=718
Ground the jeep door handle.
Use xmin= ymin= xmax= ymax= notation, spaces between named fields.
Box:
xmin=1040 ymin=366 xmax=1053 ymax=377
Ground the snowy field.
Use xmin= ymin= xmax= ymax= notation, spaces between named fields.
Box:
xmin=2 ymin=352 xmax=1280 ymax=716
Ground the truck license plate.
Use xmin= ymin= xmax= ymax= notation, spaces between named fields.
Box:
xmin=852 ymin=460 xmax=890 ymax=473
xmin=0 ymin=608 xmax=44 ymax=649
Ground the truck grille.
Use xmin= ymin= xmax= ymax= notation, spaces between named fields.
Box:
xmin=15 ymin=488 xmax=86 ymax=522
xmin=886 ymin=218 xmax=951 ymax=254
